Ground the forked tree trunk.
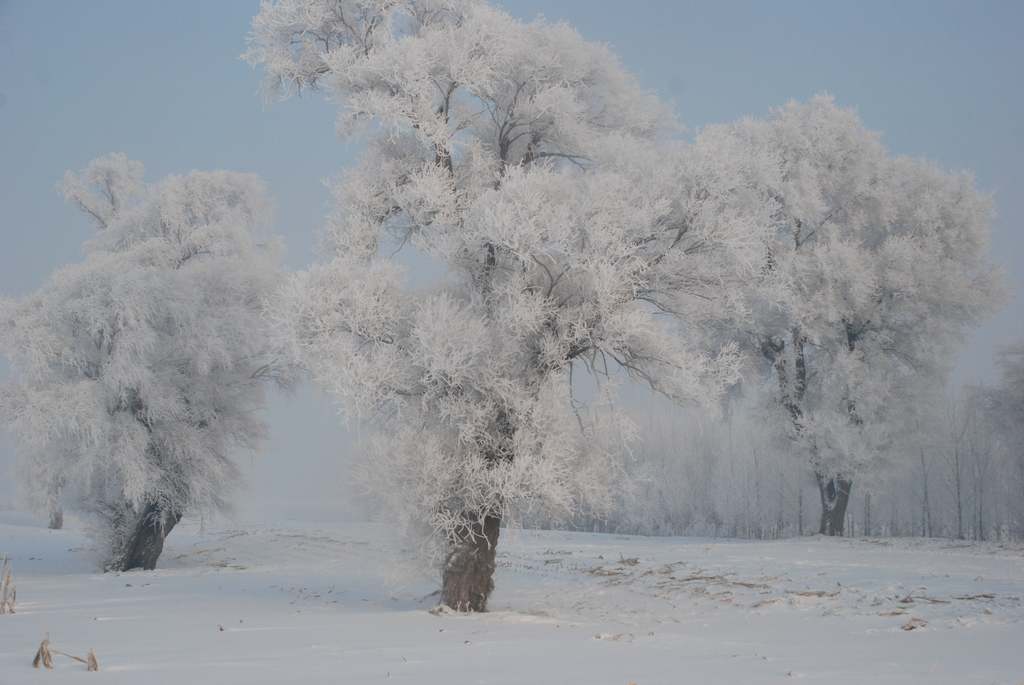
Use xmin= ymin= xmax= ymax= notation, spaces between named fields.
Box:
xmin=441 ymin=514 xmax=501 ymax=612
xmin=107 ymin=502 xmax=182 ymax=572
xmin=817 ymin=475 xmax=852 ymax=536
xmin=48 ymin=509 xmax=63 ymax=530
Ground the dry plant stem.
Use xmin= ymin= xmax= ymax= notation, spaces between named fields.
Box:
xmin=32 ymin=638 xmax=99 ymax=671
xmin=33 ymin=640 xmax=53 ymax=669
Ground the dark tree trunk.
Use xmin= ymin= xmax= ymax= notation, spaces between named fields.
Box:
xmin=817 ymin=475 xmax=852 ymax=536
xmin=797 ymin=485 xmax=804 ymax=536
xmin=863 ymin=492 xmax=871 ymax=537
xmin=107 ymin=502 xmax=181 ymax=572
xmin=954 ymin=446 xmax=964 ymax=539
xmin=47 ymin=480 xmax=64 ymax=529
xmin=919 ymin=448 xmax=932 ymax=537
xmin=441 ymin=514 xmax=501 ymax=612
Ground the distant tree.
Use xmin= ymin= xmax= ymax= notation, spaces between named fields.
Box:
xmin=248 ymin=0 xmax=762 ymax=610
xmin=695 ymin=96 xmax=1002 ymax=535
xmin=991 ymin=342 xmax=1024 ymax=432
xmin=988 ymin=342 xmax=1024 ymax=537
xmin=0 ymin=154 xmax=288 ymax=570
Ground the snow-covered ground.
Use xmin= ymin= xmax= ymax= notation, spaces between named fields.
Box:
xmin=1 ymin=513 xmax=1022 ymax=684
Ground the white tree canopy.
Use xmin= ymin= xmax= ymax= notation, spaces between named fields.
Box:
xmin=697 ymin=96 xmax=1003 ymax=483
xmin=248 ymin=0 xmax=765 ymax=550
xmin=0 ymin=154 xmax=287 ymax=564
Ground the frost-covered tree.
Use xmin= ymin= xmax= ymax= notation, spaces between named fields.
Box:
xmin=0 ymin=154 xmax=288 ymax=571
xmin=987 ymin=343 xmax=1024 ymax=536
xmin=991 ymin=342 xmax=1024 ymax=433
xmin=248 ymin=0 xmax=763 ymax=610
xmin=696 ymin=96 xmax=1002 ymax=534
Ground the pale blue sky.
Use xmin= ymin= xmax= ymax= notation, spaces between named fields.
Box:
xmin=1 ymin=1 xmax=1021 ymax=514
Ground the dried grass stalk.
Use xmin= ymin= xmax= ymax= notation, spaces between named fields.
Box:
xmin=32 ymin=636 xmax=100 ymax=672
xmin=33 ymin=639 xmax=54 ymax=669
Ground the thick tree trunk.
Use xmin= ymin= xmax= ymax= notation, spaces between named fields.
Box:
xmin=107 ymin=502 xmax=181 ymax=572
xmin=817 ymin=475 xmax=852 ymax=536
xmin=48 ymin=509 xmax=63 ymax=530
xmin=441 ymin=514 xmax=501 ymax=612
